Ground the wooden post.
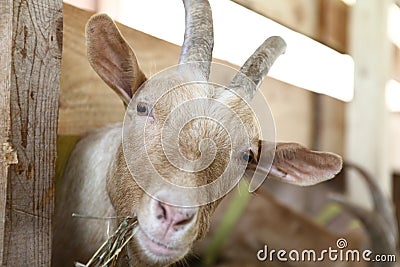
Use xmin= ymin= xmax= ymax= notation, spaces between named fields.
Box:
xmin=393 ymin=172 xmax=400 ymax=248
xmin=0 ymin=0 xmax=14 ymax=265
xmin=0 ymin=0 xmax=62 ymax=265
xmin=346 ymin=0 xmax=392 ymax=206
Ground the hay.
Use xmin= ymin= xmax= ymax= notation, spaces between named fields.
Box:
xmin=73 ymin=214 xmax=138 ymax=267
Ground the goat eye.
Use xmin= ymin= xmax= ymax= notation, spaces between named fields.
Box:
xmin=241 ymin=151 xmax=254 ymax=163
xmin=137 ymin=102 xmax=149 ymax=116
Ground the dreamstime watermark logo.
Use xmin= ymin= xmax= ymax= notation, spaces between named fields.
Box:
xmin=122 ymin=62 xmax=276 ymax=207
xmin=257 ymin=238 xmax=397 ymax=263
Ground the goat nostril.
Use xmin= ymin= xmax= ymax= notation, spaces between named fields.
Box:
xmin=155 ymin=200 xmax=197 ymax=229
xmin=172 ymin=211 xmax=196 ymax=229
xmin=157 ymin=201 xmax=167 ymax=220
xmin=174 ymin=217 xmax=193 ymax=227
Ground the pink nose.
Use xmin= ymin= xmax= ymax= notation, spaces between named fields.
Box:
xmin=154 ymin=200 xmax=197 ymax=232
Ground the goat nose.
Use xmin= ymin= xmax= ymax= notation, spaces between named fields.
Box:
xmin=155 ymin=201 xmax=197 ymax=231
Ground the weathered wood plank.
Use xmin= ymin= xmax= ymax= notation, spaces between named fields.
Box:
xmin=231 ymin=0 xmax=318 ymax=38
xmin=230 ymin=0 xmax=346 ymax=53
xmin=393 ymin=44 xmax=400 ymax=82
xmin=0 ymin=0 xmax=14 ymax=265
xmin=346 ymin=0 xmax=392 ymax=206
xmin=231 ymin=0 xmax=400 ymax=82
xmin=1 ymin=0 xmax=63 ymax=265
xmin=319 ymin=0 xmax=348 ymax=54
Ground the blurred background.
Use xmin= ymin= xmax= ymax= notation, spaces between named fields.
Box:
xmin=59 ymin=0 xmax=400 ymax=265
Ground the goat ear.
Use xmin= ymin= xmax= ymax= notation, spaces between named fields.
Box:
xmin=86 ymin=14 xmax=146 ymax=105
xmin=270 ymin=142 xmax=342 ymax=185
xmin=251 ymin=141 xmax=343 ymax=186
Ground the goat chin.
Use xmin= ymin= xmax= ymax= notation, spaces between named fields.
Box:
xmin=133 ymin=227 xmax=190 ymax=266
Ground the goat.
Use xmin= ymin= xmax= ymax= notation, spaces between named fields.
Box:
xmin=52 ymin=0 xmax=342 ymax=266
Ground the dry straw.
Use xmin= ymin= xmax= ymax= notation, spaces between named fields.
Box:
xmin=73 ymin=213 xmax=138 ymax=267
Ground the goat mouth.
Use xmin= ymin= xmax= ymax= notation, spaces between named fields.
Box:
xmin=137 ymin=227 xmax=187 ymax=259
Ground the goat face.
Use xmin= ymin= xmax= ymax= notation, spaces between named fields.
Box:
xmin=108 ymin=70 xmax=262 ymax=265
xmin=85 ymin=1 xmax=342 ymax=265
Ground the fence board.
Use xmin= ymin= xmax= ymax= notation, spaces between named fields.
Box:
xmin=0 ymin=0 xmax=14 ymax=265
xmin=0 ymin=0 xmax=62 ymax=265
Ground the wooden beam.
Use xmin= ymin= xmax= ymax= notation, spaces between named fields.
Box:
xmin=393 ymin=44 xmax=400 ymax=82
xmin=346 ymin=0 xmax=392 ymax=206
xmin=0 ymin=0 xmax=63 ymax=265
xmin=231 ymin=0 xmax=400 ymax=82
xmin=319 ymin=0 xmax=348 ymax=54
xmin=230 ymin=0 xmax=348 ymax=53
xmin=0 ymin=0 xmax=14 ymax=265
xmin=230 ymin=0 xmax=318 ymax=38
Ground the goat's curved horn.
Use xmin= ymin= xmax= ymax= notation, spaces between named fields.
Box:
xmin=179 ymin=0 xmax=214 ymax=80
xmin=229 ymin=36 xmax=286 ymax=100
xmin=330 ymin=195 xmax=397 ymax=262
xmin=330 ymin=163 xmax=398 ymax=264
xmin=344 ymin=162 xmax=398 ymax=240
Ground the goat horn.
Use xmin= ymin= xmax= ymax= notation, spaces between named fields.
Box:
xmin=179 ymin=0 xmax=214 ymax=80
xmin=330 ymin=163 xmax=398 ymax=264
xmin=330 ymin=194 xmax=397 ymax=263
xmin=229 ymin=36 xmax=286 ymax=100
xmin=344 ymin=162 xmax=398 ymax=242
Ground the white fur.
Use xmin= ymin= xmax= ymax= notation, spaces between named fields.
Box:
xmin=53 ymin=125 xmax=121 ymax=265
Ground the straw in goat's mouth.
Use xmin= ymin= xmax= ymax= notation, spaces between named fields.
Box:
xmin=73 ymin=214 xmax=138 ymax=267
